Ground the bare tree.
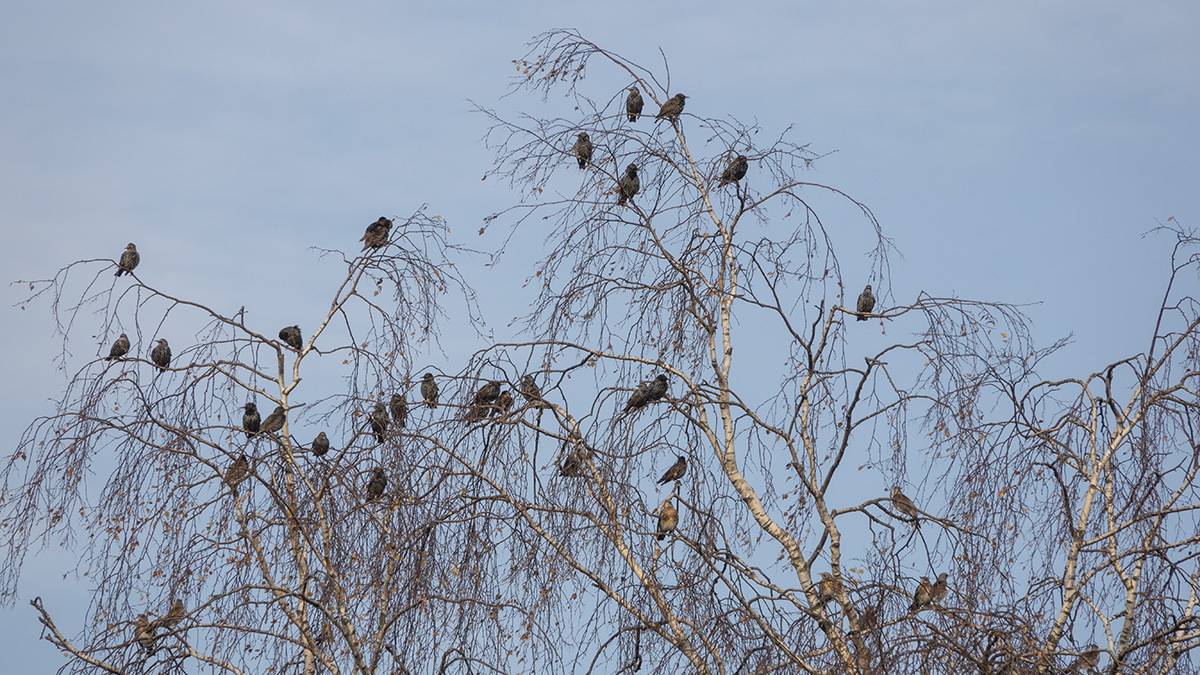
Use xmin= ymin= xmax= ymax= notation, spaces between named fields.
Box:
xmin=4 ymin=30 xmax=1199 ymax=675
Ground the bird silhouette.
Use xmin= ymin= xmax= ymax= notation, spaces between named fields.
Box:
xmin=646 ymin=374 xmax=668 ymax=402
xmin=719 ymin=155 xmax=749 ymax=186
xmin=360 ymin=217 xmax=393 ymax=250
xmin=312 ymin=432 xmax=330 ymax=457
xmin=260 ymin=406 xmax=286 ymax=435
xmin=857 ymin=285 xmax=875 ymax=321
xmin=560 ymin=450 xmax=585 ymax=477
xmin=817 ymin=572 xmax=842 ymax=606
xmin=242 ymin=403 xmax=261 ymax=438
xmin=134 ymin=614 xmax=156 ymax=654
xmin=891 ymin=487 xmax=920 ymax=523
xmin=657 ymin=500 xmax=678 ymax=540
xmin=224 ymin=454 xmax=250 ymax=487
xmin=150 ymin=339 xmax=171 ymax=371
xmin=572 ymin=132 xmax=593 ymax=169
xmin=370 ymin=402 xmax=388 ymax=444
xmin=519 ymin=374 xmax=542 ymax=405
xmin=279 ymin=325 xmax=303 ymax=351
xmin=115 ymin=243 xmax=140 ymax=277
xmin=617 ymin=164 xmax=640 ymax=206
xmin=106 ymin=333 xmax=130 ymax=361
xmin=656 ymin=93 xmax=687 ymax=121
xmin=1068 ymin=645 xmax=1101 ymax=672
xmin=366 ymin=468 xmax=387 ymax=501
xmin=492 ymin=390 xmax=513 ymax=418
xmin=930 ymin=572 xmax=949 ymax=605
xmin=626 ymin=86 xmax=644 ymax=122
xmin=657 ymin=455 xmax=687 ymax=484
xmin=910 ymin=577 xmax=934 ymax=612
xmin=390 ymin=394 xmax=407 ymax=429
xmin=420 ymin=373 xmax=439 ymax=409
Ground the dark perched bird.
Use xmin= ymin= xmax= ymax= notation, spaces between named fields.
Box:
xmin=891 ymin=487 xmax=920 ymax=522
xmin=572 ymin=132 xmax=593 ymax=169
xmin=224 ymin=454 xmax=250 ymax=487
xmin=910 ymin=576 xmax=934 ymax=612
xmin=360 ymin=217 xmax=393 ymax=250
xmin=421 ymin=373 xmax=439 ymax=409
xmin=115 ymin=243 xmax=140 ymax=277
xmin=657 ymin=455 xmax=687 ymax=485
xmin=626 ymin=86 xmax=644 ymax=122
xmin=260 ymin=406 xmax=286 ymax=435
xmin=106 ymin=333 xmax=130 ymax=361
xmin=616 ymin=163 xmax=640 ymax=206
xmin=817 ymin=572 xmax=842 ymax=606
xmin=464 ymin=403 xmax=489 ymax=423
xmin=719 ymin=155 xmax=749 ymax=186
xmin=1068 ymin=645 xmax=1101 ymax=672
xmin=559 ymin=450 xmax=585 ymax=477
xmin=519 ymin=374 xmax=542 ymax=405
xmin=646 ymin=374 xmax=668 ymax=402
xmin=930 ymin=572 xmax=950 ymax=605
xmin=657 ymin=500 xmax=678 ymax=541
xmin=134 ymin=614 xmax=156 ymax=654
xmin=279 ymin=325 xmax=302 ymax=351
xmin=475 ymin=380 xmax=502 ymax=405
xmin=492 ymin=390 xmax=513 ymax=418
xmin=312 ymin=432 xmax=330 ymax=457
xmin=656 ymin=93 xmax=687 ymax=121
xmin=856 ymin=284 xmax=875 ymax=321
xmin=150 ymin=339 xmax=171 ymax=370
xmin=242 ymin=402 xmax=261 ymax=438
xmin=156 ymin=600 xmax=186 ymax=630
xmin=366 ymin=468 xmax=387 ymax=501
xmin=390 ymin=394 xmax=407 ymax=429
xmin=370 ymin=402 xmax=388 ymax=444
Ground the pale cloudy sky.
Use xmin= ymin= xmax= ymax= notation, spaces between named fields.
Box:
xmin=2 ymin=2 xmax=1197 ymax=670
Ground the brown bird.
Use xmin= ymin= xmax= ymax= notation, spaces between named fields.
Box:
xmin=421 ymin=373 xmax=439 ymax=408
xmin=817 ymin=572 xmax=842 ymax=606
xmin=519 ymin=374 xmax=542 ymax=405
xmin=719 ymin=155 xmax=749 ymax=186
xmin=134 ymin=613 xmax=156 ymax=654
xmin=858 ymin=606 xmax=879 ymax=630
xmin=150 ymin=339 xmax=171 ymax=371
xmin=656 ymin=93 xmax=687 ymax=121
xmin=370 ymin=402 xmax=388 ymax=443
xmin=930 ymin=572 xmax=949 ymax=605
xmin=560 ymin=450 xmax=585 ymax=477
xmin=891 ymin=487 xmax=920 ymax=522
xmin=360 ymin=217 xmax=393 ymax=250
xmin=626 ymin=86 xmax=644 ymax=122
xmin=115 ymin=243 xmax=140 ymax=277
xmin=312 ymin=431 xmax=330 ymax=457
xmin=224 ymin=453 xmax=250 ymax=487
xmin=492 ymin=390 xmax=513 ymax=418
xmin=260 ymin=406 xmax=286 ymax=435
xmin=1068 ymin=644 xmax=1101 ymax=672
xmin=389 ymin=394 xmax=407 ymax=428
xmin=616 ymin=163 xmax=640 ymax=206
xmin=366 ymin=468 xmax=387 ymax=501
xmin=475 ymin=380 xmax=502 ymax=405
xmin=910 ymin=576 xmax=934 ymax=612
xmin=279 ymin=325 xmax=303 ymax=351
xmin=242 ymin=402 xmax=261 ymax=438
xmin=657 ymin=500 xmax=679 ymax=541
xmin=572 ymin=132 xmax=593 ymax=169
xmin=856 ymin=284 xmax=876 ymax=321
xmin=155 ymin=600 xmax=186 ymax=630
xmin=106 ymin=333 xmax=130 ymax=361
xmin=657 ymin=455 xmax=687 ymax=485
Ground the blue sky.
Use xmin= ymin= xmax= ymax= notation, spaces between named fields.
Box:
xmin=2 ymin=2 xmax=1197 ymax=671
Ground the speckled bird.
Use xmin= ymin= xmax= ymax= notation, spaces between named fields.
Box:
xmin=106 ymin=333 xmax=130 ymax=361
xmin=279 ymin=325 xmax=302 ymax=351
xmin=115 ymin=243 xmax=139 ymax=277
xmin=421 ymin=373 xmax=439 ymax=409
xmin=719 ymin=155 xmax=749 ymax=186
xmin=560 ymin=450 xmax=585 ymax=477
xmin=150 ymin=339 xmax=171 ymax=371
xmin=370 ymin=402 xmax=388 ymax=444
xmin=572 ymin=132 xmax=593 ymax=169
xmin=817 ymin=572 xmax=842 ymax=606
xmin=891 ymin=487 xmax=920 ymax=522
xmin=224 ymin=454 xmax=250 ymax=487
xmin=492 ymin=390 xmax=513 ymax=418
xmin=260 ymin=406 xmax=285 ymax=435
xmin=366 ymin=468 xmax=387 ymax=501
xmin=626 ymin=86 xmax=644 ymax=122
xmin=646 ymin=374 xmax=668 ymax=403
xmin=312 ymin=431 xmax=330 ymax=457
xmin=134 ymin=614 xmax=156 ymax=654
xmin=857 ymin=285 xmax=875 ymax=321
xmin=657 ymin=500 xmax=679 ymax=541
xmin=242 ymin=402 xmax=261 ymax=438
xmin=617 ymin=164 xmax=640 ymax=206
xmin=910 ymin=577 xmax=934 ymax=612
xmin=390 ymin=394 xmax=407 ymax=429
xmin=656 ymin=93 xmax=687 ymax=121
xmin=360 ymin=217 xmax=393 ymax=250
xmin=657 ymin=455 xmax=687 ymax=485
xmin=519 ymin=374 xmax=542 ymax=405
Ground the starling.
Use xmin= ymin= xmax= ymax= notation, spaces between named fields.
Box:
xmin=224 ymin=453 xmax=250 ymax=487
xmin=492 ymin=390 xmax=513 ymax=418
xmin=1068 ymin=645 xmax=1101 ymax=672
xmin=242 ymin=402 xmax=261 ymax=438
xmin=559 ymin=450 xmax=585 ymax=477
xmin=617 ymin=163 xmax=640 ymax=206
xmin=150 ymin=339 xmax=171 ymax=371
xmin=390 ymin=394 xmax=407 ymax=429
xmin=115 ymin=243 xmax=140 ymax=277
xmin=719 ymin=155 xmax=749 ymax=186
xmin=646 ymin=374 xmax=668 ymax=402
xmin=464 ymin=402 xmax=489 ymax=423
xmin=475 ymin=380 xmax=502 ymax=405
xmin=655 ymin=93 xmax=687 ymax=121
xmin=891 ymin=487 xmax=920 ymax=522
xmin=623 ymin=381 xmax=652 ymax=413
xmin=156 ymin=600 xmax=186 ymax=630
xmin=656 ymin=499 xmax=678 ymax=541
xmin=366 ymin=468 xmax=387 ymax=501
xmin=657 ymin=455 xmax=687 ymax=485
xmin=572 ymin=132 xmax=593 ymax=169
xmin=856 ymin=284 xmax=875 ymax=321
xmin=910 ymin=577 xmax=934 ymax=612
xmin=626 ymin=86 xmax=644 ymax=122
xmin=312 ymin=432 xmax=330 ymax=457
xmin=134 ymin=613 xmax=156 ymax=654
xmin=817 ymin=572 xmax=842 ymax=606
xmin=279 ymin=325 xmax=303 ymax=351
xmin=518 ymin=374 xmax=542 ymax=405
xmin=360 ymin=217 xmax=393 ymax=251
xmin=421 ymin=373 xmax=439 ymax=409
xmin=930 ymin=572 xmax=949 ymax=605
xmin=106 ymin=333 xmax=130 ymax=361
xmin=370 ymin=402 xmax=388 ymax=444
xmin=260 ymin=406 xmax=286 ymax=435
